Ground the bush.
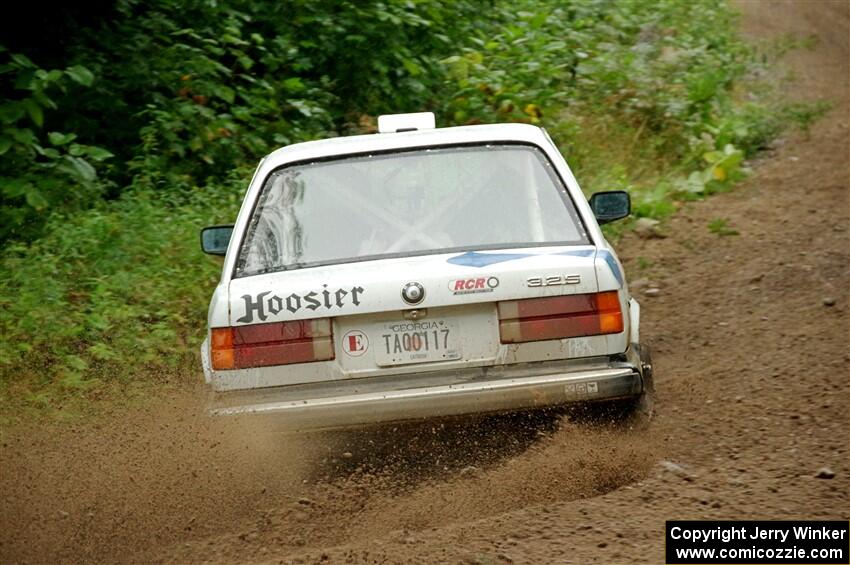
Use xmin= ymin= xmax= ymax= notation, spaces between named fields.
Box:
xmin=0 ymin=50 xmax=113 ymax=242
xmin=0 ymin=181 xmax=244 ymax=398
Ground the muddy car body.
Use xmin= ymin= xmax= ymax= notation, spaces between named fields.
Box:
xmin=200 ymin=113 xmax=652 ymax=430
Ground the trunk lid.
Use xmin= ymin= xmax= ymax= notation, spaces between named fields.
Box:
xmin=227 ymin=245 xmax=600 ymax=380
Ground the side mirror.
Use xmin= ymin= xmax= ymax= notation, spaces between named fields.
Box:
xmin=200 ymin=225 xmax=234 ymax=256
xmin=589 ymin=190 xmax=630 ymax=225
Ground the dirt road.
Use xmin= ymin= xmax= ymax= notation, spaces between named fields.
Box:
xmin=1 ymin=1 xmax=848 ymax=563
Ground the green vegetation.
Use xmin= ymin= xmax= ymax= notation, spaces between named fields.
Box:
xmin=0 ymin=52 xmax=113 ymax=242
xmin=0 ymin=0 xmax=824 ymax=415
xmin=636 ymin=257 xmax=653 ymax=272
xmin=707 ymin=218 xmax=740 ymax=237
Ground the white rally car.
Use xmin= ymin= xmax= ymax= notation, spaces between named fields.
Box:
xmin=200 ymin=112 xmax=652 ymax=430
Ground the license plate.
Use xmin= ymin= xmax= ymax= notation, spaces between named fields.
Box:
xmin=374 ymin=319 xmax=462 ymax=366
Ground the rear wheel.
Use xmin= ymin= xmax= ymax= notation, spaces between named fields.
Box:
xmin=580 ymin=344 xmax=654 ymax=427
xmin=624 ymin=344 xmax=654 ymax=425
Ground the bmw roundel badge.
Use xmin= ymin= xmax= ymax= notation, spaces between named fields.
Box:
xmin=401 ymin=282 xmax=425 ymax=305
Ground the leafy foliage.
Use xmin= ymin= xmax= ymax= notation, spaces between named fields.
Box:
xmin=707 ymin=217 xmax=740 ymax=237
xmin=0 ymin=50 xmax=112 ymax=241
xmin=0 ymin=184 xmax=243 ymax=396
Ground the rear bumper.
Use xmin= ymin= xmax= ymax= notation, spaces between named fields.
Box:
xmin=209 ymin=352 xmax=648 ymax=431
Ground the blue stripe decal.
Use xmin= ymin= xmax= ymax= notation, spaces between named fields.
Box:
xmin=597 ymin=249 xmax=624 ymax=286
xmin=552 ymin=249 xmax=595 ymax=258
xmin=447 ymin=251 xmax=534 ymax=268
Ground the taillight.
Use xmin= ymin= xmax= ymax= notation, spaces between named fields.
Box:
xmin=210 ymin=318 xmax=334 ymax=370
xmin=498 ymin=291 xmax=623 ymax=343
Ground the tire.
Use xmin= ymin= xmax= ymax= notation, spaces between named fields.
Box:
xmin=625 ymin=343 xmax=655 ymax=425
xmin=585 ymin=344 xmax=654 ymax=427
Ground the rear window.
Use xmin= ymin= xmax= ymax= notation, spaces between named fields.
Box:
xmin=234 ymin=144 xmax=588 ymax=277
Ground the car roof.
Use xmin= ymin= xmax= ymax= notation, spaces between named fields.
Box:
xmin=263 ymin=123 xmax=549 ymax=167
